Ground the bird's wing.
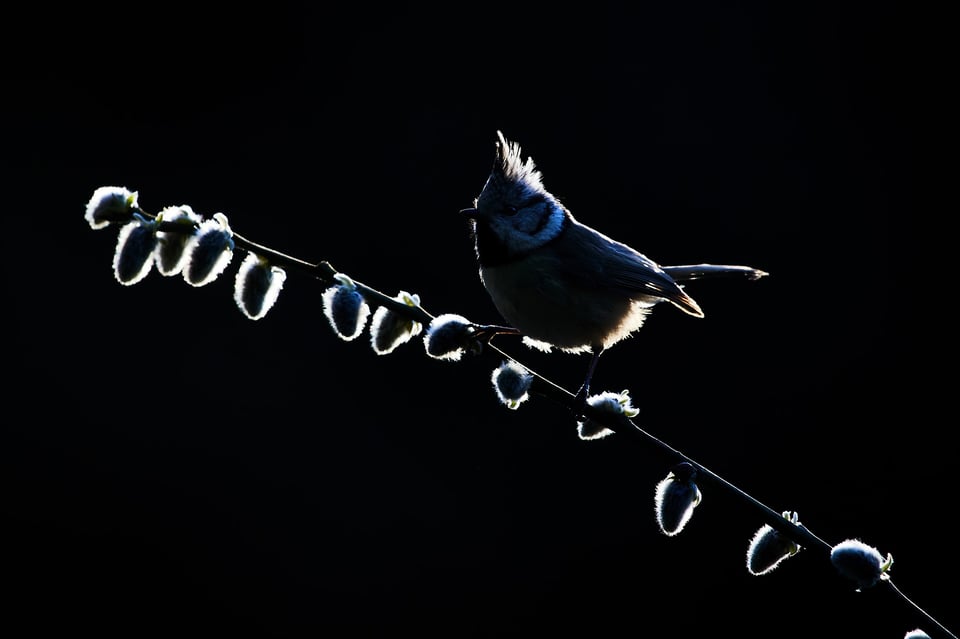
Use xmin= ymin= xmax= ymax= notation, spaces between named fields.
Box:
xmin=561 ymin=221 xmax=705 ymax=318
xmin=606 ymin=250 xmax=704 ymax=317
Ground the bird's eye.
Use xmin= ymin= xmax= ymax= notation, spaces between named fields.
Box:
xmin=504 ymin=205 xmax=519 ymax=216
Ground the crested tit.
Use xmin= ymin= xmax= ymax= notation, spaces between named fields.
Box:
xmin=461 ymin=131 xmax=767 ymax=412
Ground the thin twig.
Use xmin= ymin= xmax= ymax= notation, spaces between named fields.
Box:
xmin=108 ymin=204 xmax=955 ymax=639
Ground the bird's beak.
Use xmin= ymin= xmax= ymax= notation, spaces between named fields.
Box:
xmin=460 ymin=207 xmax=478 ymax=218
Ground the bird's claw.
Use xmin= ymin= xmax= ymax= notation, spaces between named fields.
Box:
xmin=571 ymin=382 xmax=590 ymax=420
xmin=470 ymin=324 xmax=521 ymax=345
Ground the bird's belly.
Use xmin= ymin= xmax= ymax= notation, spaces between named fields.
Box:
xmin=480 ymin=259 xmax=645 ymax=351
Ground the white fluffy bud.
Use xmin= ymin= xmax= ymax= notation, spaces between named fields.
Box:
xmin=830 ymin=538 xmax=893 ymax=591
xmin=183 ymin=213 xmax=235 ymax=287
xmin=746 ymin=511 xmax=802 ymax=575
xmin=423 ymin=314 xmax=475 ymax=361
xmin=491 ymin=360 xmax=534 ymax=409
xmin=576 ymin=389 xmax=639 ymax=440
xmin=322 ymin=273 xmax=371 ymax=341
xmin=654 ymin=462 xmax=702 ymax=536
xmin=154 ymin=205 xmax=201 ymax=276
xmin=112 ymin=214 xmax=158 ymax=285
xmin=234 ymin=252 xmax=286 ymax=320
xmin=85 ymin=185 xmax=138 ymax=229
xmin=369 ymin=291 xmax=423 ymax=355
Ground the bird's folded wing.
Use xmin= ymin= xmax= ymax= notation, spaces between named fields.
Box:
xmin=606 ymin=256 xmax=705 ymax=318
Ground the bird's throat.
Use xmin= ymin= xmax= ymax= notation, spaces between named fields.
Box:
xmin=473 ymin=213 xmax=570 ymax=268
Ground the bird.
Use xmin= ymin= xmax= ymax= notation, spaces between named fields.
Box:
xmin=460 ymin=131 xmax=767 ymax=414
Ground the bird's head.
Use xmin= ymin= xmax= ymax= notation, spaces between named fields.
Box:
xmin=461 ymin=131 xmax=568 ymax=263
xmin=478 ymin=131 xmax=547 ymax=212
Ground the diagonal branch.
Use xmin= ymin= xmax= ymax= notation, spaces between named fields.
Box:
xmin=103 ymin=201 xmax=955 ymax=639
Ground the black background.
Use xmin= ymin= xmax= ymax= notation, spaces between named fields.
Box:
xmin=4 ymin=2 xmax=940 ymax=638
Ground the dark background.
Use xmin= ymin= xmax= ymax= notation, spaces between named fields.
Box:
xmin=4 ymin=2 xmax=939 ymax=638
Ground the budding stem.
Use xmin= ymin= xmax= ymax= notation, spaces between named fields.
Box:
xmin=108 ymin=198 xmax=954 ymax=639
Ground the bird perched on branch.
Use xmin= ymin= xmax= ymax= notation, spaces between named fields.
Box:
xmin=461 ymin=131 xmax=767 ymax=413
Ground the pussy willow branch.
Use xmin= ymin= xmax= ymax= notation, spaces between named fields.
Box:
xmin=141 ymin=209 xmax=953 ymax=639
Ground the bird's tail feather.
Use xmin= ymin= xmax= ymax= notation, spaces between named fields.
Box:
xmin=664 ymin=264 xmax=769 ymax=282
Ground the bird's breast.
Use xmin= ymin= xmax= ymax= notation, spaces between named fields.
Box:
xmin=479 ymin=251 xmax=643 ymax=351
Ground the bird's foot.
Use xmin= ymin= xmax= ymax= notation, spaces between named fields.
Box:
xmin=470 ymin=323 xmax=521 ymax=345
xmin=571 ymin=382 xmax=590 ymax=420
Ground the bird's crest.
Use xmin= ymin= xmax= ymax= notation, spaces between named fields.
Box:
xmin=494 ymin=130 xmax=545 ymax=196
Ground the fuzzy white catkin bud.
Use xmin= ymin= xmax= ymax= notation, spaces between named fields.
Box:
xmin=113 ymin=215 xmax=158 ymax=285
xmin=491 ymin=360 xmax=534 ymax=409
xmin=234 ymin=252 xmax=286 ymax=320
xmin=746 ymin=511 xmax=801 ymax=575
xmin=85 ymin=185 xmax=138 ymax=229
xmin=322 ymin=274 xmax=371 ymax=341
xmin=577 ymin=420 xmax=614 ymax=441
xmin=904 ymin=630 xmax=931 ymax=639
xmin=369 ymin=291 xmax=422 ymax=355
xmin=830 ymin=538 xmax=893 ymax=590
xmin=183 ymin=213 xmax=235 ymax=287
xmin=654 ymin=462 xmax=702 ymax=536
xmin=154 ymin=205 xmax=201 ymax=276
xmin=576 ymin=390 xmax=639 ymax=440
xmin=423 ymin=314 xmax=474 ymax=361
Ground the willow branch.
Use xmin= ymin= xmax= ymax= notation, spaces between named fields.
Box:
xmin=113 ymin=205 xmax=954 ymax=639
